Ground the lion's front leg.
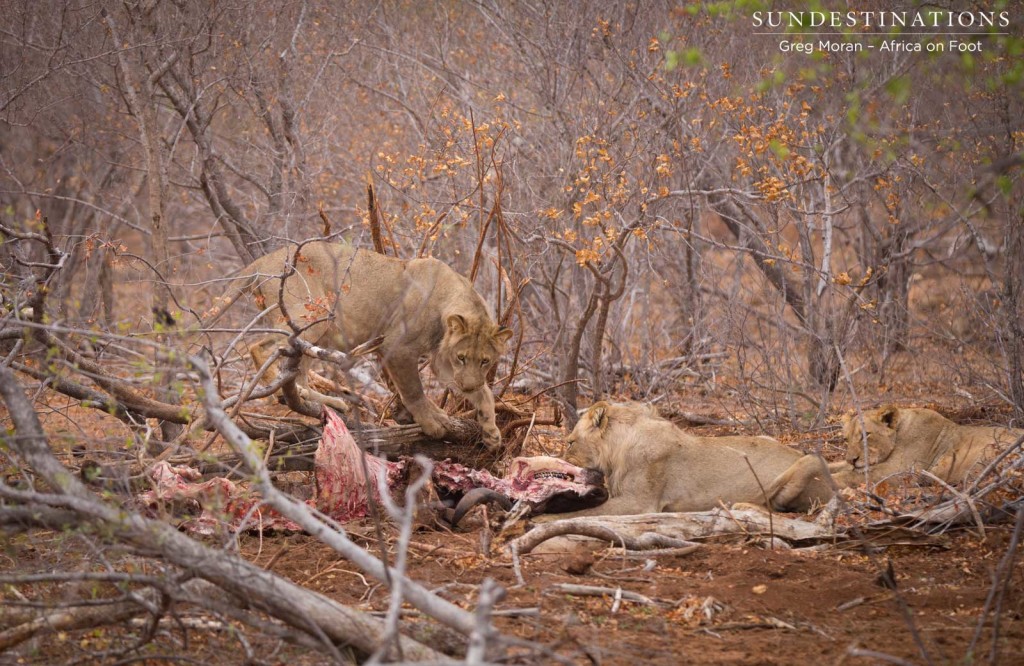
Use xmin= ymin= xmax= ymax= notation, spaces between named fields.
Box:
xmin=765 ymin=454 xmax=835 ymax=512
xmin=463 ymin=385 xmax=502 ymax=450
xmin=828 ymin=460 xmax=861 ymax=489
xmin=384 ymin=355 xmax=451 ymax=439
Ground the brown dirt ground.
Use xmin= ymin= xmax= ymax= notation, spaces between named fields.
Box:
xmin=6 ymin=512 xmax=1022 ymax=665
xmin=233 ymin=517 xmax=1023 ymax=665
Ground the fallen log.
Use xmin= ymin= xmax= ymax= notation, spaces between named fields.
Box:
xmin=511 ymin=508 xmax=837 ymax=555
xmin=208 ymin=416 xmax=491 ymax=471
xmin=77 ymin=416 xmax=495 ymax=491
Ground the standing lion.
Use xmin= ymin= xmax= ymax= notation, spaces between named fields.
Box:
xmin=224 ymin=242 xmax=512 ymax=449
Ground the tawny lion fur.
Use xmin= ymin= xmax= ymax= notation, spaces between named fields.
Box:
xmin=833 ymin=406 xmax=1024 ymax=487
xmin=223 ymin=242 xmax=512 ymax=448
xmin=560 ymin=401 xmax=834 ymax=515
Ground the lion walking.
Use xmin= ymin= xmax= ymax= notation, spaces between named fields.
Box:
xmin=227 ymin=242 xmax=512 ymax=449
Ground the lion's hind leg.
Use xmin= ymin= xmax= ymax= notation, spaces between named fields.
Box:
xmin=764 ymin=454 xmax=834 ymax=513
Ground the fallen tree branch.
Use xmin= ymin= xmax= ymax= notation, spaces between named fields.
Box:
xmin=0 ymin=363 xmax=443 ymax=661
xmin=0 ymin=577 xmax=287 ymax=654
xmin=512 ymin=520 xmax=702 ymax=555
xmin=0 ymin=592 xmax=147 ymax=651
xmin=188 ymin=355 xmax=487 ymax=639
xmin=917 ymin=469 xmax=987 ymax=537
xmin=546 ymin=583 xmax=657 ymax=606
xmin=511 ymin=509 xmax=835 ymax=555
xmin=33 ymin=327 xmax=194 ymax=424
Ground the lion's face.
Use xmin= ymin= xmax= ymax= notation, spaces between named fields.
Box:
xmin=843 ymin=408 xmax=899 ymax=469
xmin=441 ymin=314 xmax=512 ymax=393
xmin=564 ymin=402 xmax=613 ymax=468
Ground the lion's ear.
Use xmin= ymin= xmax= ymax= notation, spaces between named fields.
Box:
xmin=880 ymin=407 xmax=899 ymax=428
xmin=446 ymin=314 xmax=468 ymax=335
xmin=589 ymin=402 xmax=610 ymax=431
xmin=493 ymin=326 xmax=513 ymax=345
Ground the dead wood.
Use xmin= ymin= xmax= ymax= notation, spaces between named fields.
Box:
xmin=355 ymin=417 xmax=501 ymax=467
xmin=75 ymin=414 xmax=500 ymax=496
xmin=512 ymin=521 xmax=702 ymax=555
xmin=547 ymin=583 xmax=658 ymax=606
xmin=511 ymin=508 xmax=836 ymax=555
xmin=661 ymin=408 xmax=746 ymax=428
xmin=0 ymin=593 xmax=148 ymax=652
xmin=0 ymin=578 xmax=246 ymax=653
xmin=189 ymin=357 xmax=489 ymax=640
xmin=0 ymin=363 xmax=445 ymax=662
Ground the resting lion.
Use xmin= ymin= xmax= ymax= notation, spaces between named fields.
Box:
xmin=835 ymin=406 xmax=1024 ymax=487
xmin=223 ymin=242 xmax=512 ymax=448
xmin=560 ymin=401 xmax=834 ymax=515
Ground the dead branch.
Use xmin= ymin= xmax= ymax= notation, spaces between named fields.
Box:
xmin=0 ymin=592 xmax=148 ymax=652
xmin=367 ymin=177 xmax=389 ymax=256
xmin=546 ymin=583 xmax=657 ymax=606
xmin=74 ymin=415 xmax=493 ymax=495
xmin=0 ymin=363 xmax=444 ymax=661
xmin=9 ymin=360 xmax=135 ymax=423
xmin=373 ymin=455 xmax=435 ymax=660
xmin=969 ymin=507 xmax=1024 ymax=664
xmin=511 ymin=509 xmax=834 ymax=555
xmin=34 ymin=327 xmax=193 ymax=424
xmin=0 ymin=577 xmax=248 ymax=653
xmin=511 ymin=519 xmax=702 ymax=555
xmin=188 ymin=355 xmax=487 ymax=639
xmin=465 ymin=578 xmax=505 ymax=664
xmin=356 ymin=418 xmax=490 ymax=463
xmin=661 ymin=407 xmax=745 ymax=428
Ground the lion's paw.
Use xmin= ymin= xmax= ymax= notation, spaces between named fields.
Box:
xmin=482 ymin=423 xmax=502 ymax=450
xmin=417 ymin=409 xmax=451 ymax=440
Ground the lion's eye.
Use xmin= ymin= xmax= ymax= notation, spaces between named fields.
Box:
xmin=457 ymin=354 xmax=466 ymax=365
xmin=480 ymin=358 xmax=490 ymax=367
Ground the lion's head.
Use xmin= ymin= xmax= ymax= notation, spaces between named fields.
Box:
xmin=564 ymin=401 xmax=658 ymax=472
xmin=842 ymin=407 xmax=901 ymax=469
xmin=440 ymin=314 xmax=513 ymax=393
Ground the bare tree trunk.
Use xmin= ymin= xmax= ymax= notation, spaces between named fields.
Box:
xmin=877 ymin=225 xmax=912 ymax=354
xmin=104 ymin=7 xmax=182 ymax=441
xmin=1004 ymin=208 xmax=1024 ymax=421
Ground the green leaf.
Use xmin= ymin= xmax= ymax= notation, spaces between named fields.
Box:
xmin=665 ymin=50 xmax=680 ymax=72
xmin=769 ymin=140 xmax=790 ymax=159
xmin=884 ymin=76 xmax=910 ymax=105
xmin=996 ymin=175 xmax=1013 ymax=197
xmin=682 ymin=47 xmax=703 ymax=66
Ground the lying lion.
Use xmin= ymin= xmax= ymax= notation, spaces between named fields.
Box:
xmin=560 ymin=401 xmax=834 ymax=515
xmin=223 ymin=242 xmax=512 ymax=448
xmin=834 ymin=406 xmax=1024 ymax=487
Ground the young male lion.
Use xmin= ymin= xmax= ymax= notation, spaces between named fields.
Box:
xmin=225 ymin=241 xmax=512 ymax=449
xmin=561 ymin=401 xmax=834 ymax=515
xmin=835 ymin=406 xmax=1024 ymax=487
